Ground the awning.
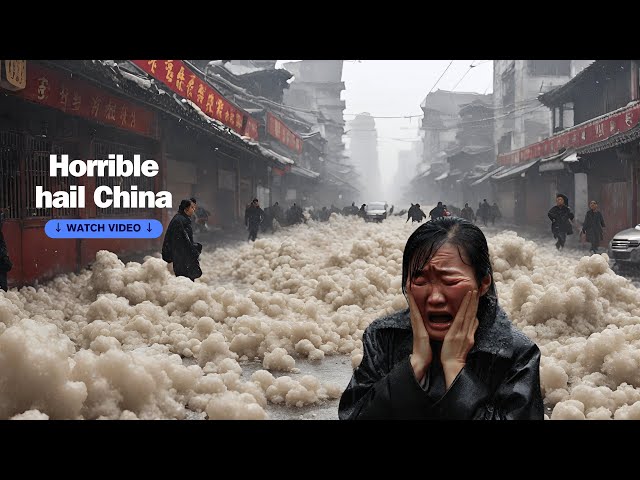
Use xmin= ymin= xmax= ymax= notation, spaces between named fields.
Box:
xmin=256 ymin=145 xmax=295 ymax=166
xmin=538 ymin=150 xmax=579 ymax=172
xmin=435 ymin=169 xmax=461 ymax=182
xmin=491 ymin=159 xmax=539 ymax=181
xmin=470 ymin=166 xmax=506 ymax=186
xmin=290 ymin=165 xmax=320 ymax=179
xmin=418 ymin=168 xmax=431 ymax=179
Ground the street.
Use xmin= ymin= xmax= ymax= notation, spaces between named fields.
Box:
xmin=2 ymin=213 xmax=640 ymax=419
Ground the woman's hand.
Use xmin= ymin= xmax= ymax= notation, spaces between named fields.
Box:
xmin=441 ymin=290 xmax=479 ymax=389
xmin=406 ymin=281 xmax=432 ymax=383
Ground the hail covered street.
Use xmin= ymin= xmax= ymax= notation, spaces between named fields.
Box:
xmin=1 ymin=212 xmax=640 ymax=420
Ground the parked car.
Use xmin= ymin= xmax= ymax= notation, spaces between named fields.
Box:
xmin=608 ymin=224 xmax=640 ymax=269
xmin=364 ymin=202 xmax=388 ymax=222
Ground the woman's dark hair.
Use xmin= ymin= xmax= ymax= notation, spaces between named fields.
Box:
xmin=401 ymin=216 xmax=497 ymax=323
xmin=178 ymin=199 xmax=193 ymax=213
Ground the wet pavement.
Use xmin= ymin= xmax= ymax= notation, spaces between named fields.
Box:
xmin=182 ymin=355 xmax=354 ymax=420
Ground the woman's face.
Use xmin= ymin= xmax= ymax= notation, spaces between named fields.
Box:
xmin=408 ymin=242 xmax=490 ymax=342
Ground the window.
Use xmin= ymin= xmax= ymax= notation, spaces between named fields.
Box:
xmin=552 ymin=102 xmax=574 ymax=133
xmin=0 ymin=131 xmax=21 ymax=220
xmin=528 ymin=60 xmax=571 ymax=77
xmin=218 ymin=169 xmax=236 ymax=191
xmin=501 ymin=69 xmax=515 ymax=108
xmin=498 ymin=132 xmax=512 ymax=154
xmin=553 ymin=107 xmax=562 ymax=133
xmin=562 ymin=102 xmax=574 ymax=129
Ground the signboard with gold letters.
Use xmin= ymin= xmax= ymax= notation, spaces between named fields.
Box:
xmin=498 ymin=103 xmax=640 ymax=166
xmin=266 ymin=112 xmax=303 ymax=153
xmin=132 ymin=60 xmax=250 ymax=136
xmin=1 ymin=60 xmax=27 ymax=91
xmin=12 ymin=62 xmax=155 ymax=137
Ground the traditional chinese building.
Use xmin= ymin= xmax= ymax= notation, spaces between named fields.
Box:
xmin=0 ymin=59 xmax=289 ymax=288
xmin=531 ymin=59 xmax=640 ymax=240
xmin=491 ymin=60 xmax=640 ymax=234
xmin=493 ymin=60 xmax=593 ymax=157
xmin=281 ymin=60 xmax=359 ymax=207
xmin=415 ymin=90 xmax=492 ymax=205
xmin=414 ymin=91 xmax=493 ymax=206
xmin=188 ymin=60 xmax=323 ymax=208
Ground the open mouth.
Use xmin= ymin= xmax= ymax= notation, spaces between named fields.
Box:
xmin=427 ymin=314 xmax=453 ymax=330
xmin=429 ymin=314 xmax=453 ymax=324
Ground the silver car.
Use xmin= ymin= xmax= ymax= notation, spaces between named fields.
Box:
xmin=365 ymin=202 xmax=388 ymax=222
xmin=608 ymin=224 xmax=640 ymax=268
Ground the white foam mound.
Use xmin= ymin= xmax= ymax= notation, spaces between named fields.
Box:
xmin=1 ymin=216 xmax=640 ymax=419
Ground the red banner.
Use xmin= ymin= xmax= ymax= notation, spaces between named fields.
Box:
xmin=243 ymin=117 xmax=259 ymax=140
xmin=14 ymin=62 xmax=155 ymax=137
xmin=267 ymin=112 xmax=303 ymax=153
xmin=132 ymin=60 xmax=247 ymax=135
xmin=498 ymin=103 xmax=640 ymax=166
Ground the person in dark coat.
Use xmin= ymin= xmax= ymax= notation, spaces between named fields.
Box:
xmin=338 ymin=216 xmax=544 ymax=420
xmin=428 ymin=201 xmax=446 ymax=221
xmin=245 ymin=198 xmax=265 ymax=241
xmin=406 ymin=203 xmax=415 ymax=223
xmin=460 ymin=203 xmax=476 ymax=222
xmin=581 ymin=200 xmax=606 ymax=254
xmin=190 ymin=197 xmax=211 ymax=233
xmin=0 ymin=209 xmax=12 ymax=292
xmin=407 ymin=203 xmax=426 ymax=223
xmin=490 ymin=202 xmax=502 ymax=225
xmin=478 ymin=199 xmax=491 ymax=226
xmin=162 ymin=199 xmax=202 ymax=281
xmin=548 ymin=193 xmax=575 ymax=250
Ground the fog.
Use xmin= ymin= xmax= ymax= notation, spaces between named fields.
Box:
xmin=339 ymin=60 xmax=494 ymax=204
xmin=1 ymin=214 xmax=640 ymax=419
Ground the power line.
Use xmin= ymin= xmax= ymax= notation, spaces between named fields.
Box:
xmin=451 ymin=61 xmax=475 ymax=91
xmin=344 ymin=97 xmax=545 ymax=124
xmin=424 ymin=103 xmax=547 ymax=131
xmin=427 ymin=60 xmax=455 ymax=95
xmin=344 ymin=113 xmax=423 ymax=119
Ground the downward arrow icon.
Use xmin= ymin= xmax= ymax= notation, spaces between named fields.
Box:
xmin=147 ymin=222 xmax=152 ymax=232
xmin=56 ymin=222 xmax=60 ymax=232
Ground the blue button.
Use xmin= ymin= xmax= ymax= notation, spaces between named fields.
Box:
xmin=45 ymin=219 xmax=164 ymax=239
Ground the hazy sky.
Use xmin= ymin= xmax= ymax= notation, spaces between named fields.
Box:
xmin=276 ymin=60 xmax=494 ymax=191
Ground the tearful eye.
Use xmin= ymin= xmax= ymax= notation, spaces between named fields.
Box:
xmin=412 ymin=275 xmax=428 ymax=286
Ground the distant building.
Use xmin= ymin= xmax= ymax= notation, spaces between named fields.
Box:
xmin=493 ymin=60 xmax=593 ymax=157
xmin=347 ymin=113 xmax=383 ymax=200
xmin=282 ymin=60 xmax=359 ymax=206
xmin=414 ymin=90 xmax=492 ymax=204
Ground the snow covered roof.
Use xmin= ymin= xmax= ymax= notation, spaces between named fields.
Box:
xmin=491 ymin=159 xmax=539 ymax=180
xmin=255 ymin=145 xmax=294 ymax=165
xmin=221 ymin=62 xmax=266 ymax=75
xmin=420 ymin=90 xmax=492 ymax=115
xmin=290 ymin=165 xmax=320 ymax=179
xmin=470 ymin=165 xmax=505 ymax=186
